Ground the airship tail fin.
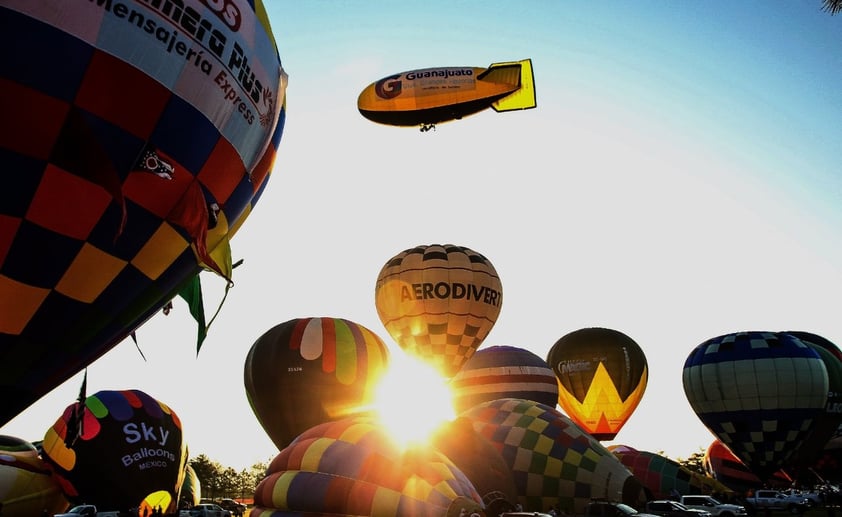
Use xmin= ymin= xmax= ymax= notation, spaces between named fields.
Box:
xmin=487 ymin=58 xmax=536 ymax=112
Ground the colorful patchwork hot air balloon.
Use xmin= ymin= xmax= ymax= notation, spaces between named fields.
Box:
xmin=357 ymin=59 xmax=536 ymax=131
xmin=0 ymin=435 xmax=68 ymax=517
xmin=252 ymin=416 xmax=485 ymax=517
xmin=608 ymin=446 xmax=734 ymax=500
xmin=683 ymin=331 xmax=828 ymax=482
xmin=40 ymin=389 xmax=187 ymax=512
xmin=243 ymin=317 xmax=391 ymax=451
xmin=450 ymin=345 xmax=558 ymax=414
xmin=430 ymin=417 xmax=519 ymax=515
xmin=0 ymin=0 xmax=288 ymax=427
xmin=375 ymin=244 xmax=503 ymax=379
xmin=461 ymin=398 xmax=647 ymax=514
xmin=547 ymin=327 xmax=648 ymax=441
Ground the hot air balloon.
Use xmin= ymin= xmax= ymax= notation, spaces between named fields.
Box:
xmin=374 ymin=244 xmax=502 ymax=379
xmin=430 ymin=417 xmax=519 ymax=516
xmin=178 ymin=464 xmax=201 ymax=509
xmin=450 ymin=345 xmax=558 ymax=414
xmin=0 ymin=435 xmax=68 ymax=517
xmin=547 ymin=327 xmax=648 ymax=441
xmin=252 ymin=416 xmax=485 ymax=517
xmin=358 ymin=59 xmax=536 ymax=131
xmin=243 ymin=317 xmax=391 ymax=451
xmin=683 ymin=331 xmax=828 ymax=483
xmin=780 ymin=331 xmax=842 ymax=480
xmin=40 ymin=389 xmax=187 ymax=512
xmin=0 ymin=0 xmax=288 ymax=427
xmin=461 ymin=398 xmax=647 ymax=514
xmin=703 ymin=440 xmax=792 ymax=493
xmin=608 ymin=446 xmax=734 ymax=500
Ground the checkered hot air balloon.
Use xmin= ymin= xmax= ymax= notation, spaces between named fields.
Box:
xmin=375 ymin=244 xmax=503 ymax=379
xmin=0 ymin=1 xmax=288 ymax=427
xmin=683 ymin=331 xmax=829 ymax=483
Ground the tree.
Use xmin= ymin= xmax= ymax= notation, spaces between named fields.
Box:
xmin=823 ymin=0 xmax=842 ymax=14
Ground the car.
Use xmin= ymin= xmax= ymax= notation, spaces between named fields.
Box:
xmin=645 ymin=500 xmax=712 ymax=517
xmin=680 ymin=495 xmax=748 ymax=517
xmin=182 ymin=504 xmax=231 ymax=517
xmin=216 ymin=499 xmax=247 ymax=517
xmin=585 ymin=499 xmax=660 ymax=517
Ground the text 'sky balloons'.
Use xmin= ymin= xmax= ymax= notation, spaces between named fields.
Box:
xmin=358 ymin=59 xmax=536 ymax=129
xmin=461 ymin=398 xmax=647 ymax=515
xmin=0 ymin=1 xmax=288 ymax=427
xmin=252 ymin=416 xmax=485 ymax=517
xmin=780 ymin=331 xmax=842 ymax=476
xmin=547 ymin=327 xmax=648 ymax=441
xmin=0 ymin=435 xmax=68 ymax=517
xmin=608 ymin=446 xmax=734 ymax=500
xmin=703 ymin=440 xmax=791 ymax=494
xmin=375 ymin=244 xmax=503 ymax=378
xmin=683 ymin=331 xmax=828 ymax=482
xmin=243 ymin=317 xmax=390 ymax=451
xmin=450 ymin=345 xmax=558 ymax=414
xmin=41 ymin=389 xmax=187 ymax=511
xmin=430 ymin=417 xmax=519 ymax=516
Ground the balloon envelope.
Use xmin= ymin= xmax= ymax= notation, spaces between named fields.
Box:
xmin=0 ymin=0 xmax=288 ymax=427
xmin=703 ymin=439 xmax=791 ymax=493
xmin=375 ymin=244 xmax=503 ymax=378
xmin=450 ymin=345 xmax=558 ymax=414
xmin=252 ymin=416 xmax=484 ymax=517
xmin=683 ymin=331 xmax=828 ymax=482
xmin=779 ymin=331 xmax=842 ymax=477
xmin=547 ymin=327 xmax=648 ymax=441
xmin=461 ymin=398 xmax=647 ymax=514
xmin=609 ymin=447 xmax=734 ymax=500
xmin=0 ymin=435 xmax=68 ymax=517
xmin=243 ymin=317 xmax=391 ymax=451
xmin=41 ymin=389 xmax=187 ymax=510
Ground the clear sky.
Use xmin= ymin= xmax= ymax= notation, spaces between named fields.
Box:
xmin=3 ymin=1 xmax=842 ymax=471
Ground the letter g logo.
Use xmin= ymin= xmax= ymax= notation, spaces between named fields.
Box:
xmin=375 ymin=74 xmax=402 ymax=99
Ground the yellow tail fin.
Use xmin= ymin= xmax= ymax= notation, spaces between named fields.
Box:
xmin=488 ymin=58 xmax=537 ymax=112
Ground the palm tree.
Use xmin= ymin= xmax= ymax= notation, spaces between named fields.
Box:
xmin=823 ymin=0 xmax=842 ymax=14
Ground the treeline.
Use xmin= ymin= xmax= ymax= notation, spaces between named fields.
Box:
xmin=187 ymin=454 xmax=273 ymax=503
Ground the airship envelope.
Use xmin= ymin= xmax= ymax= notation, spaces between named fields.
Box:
xmin=358 ymin=59 xmax=536 ymax=129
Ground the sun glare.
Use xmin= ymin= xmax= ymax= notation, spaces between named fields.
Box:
xmin=373 ymin=353 xmax=456 ymax=448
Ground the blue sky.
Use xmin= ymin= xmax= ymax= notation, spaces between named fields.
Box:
xmin=4 ymin=1 xmax=842 ymax=471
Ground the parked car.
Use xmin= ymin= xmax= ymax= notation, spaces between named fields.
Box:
xmin=585 ymin=499 xmax=660 ymax=517
xmin=217 ymin=499 xmax=247 ymax=517
xmin=645 ymin=500 xmax=712 ymax=517
xmin=54 ymin=505 xmax=121 ymax=517
xmin=181 ymin=504 xmax=231 ymax=517
xmin=744 ymin=490 xmax=810 ymax=514
xmin=680 ymin=495 xmax=748 ymax=517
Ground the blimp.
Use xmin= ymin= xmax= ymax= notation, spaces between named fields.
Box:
xmin=357 ymin=58 xmax=536 ymax=131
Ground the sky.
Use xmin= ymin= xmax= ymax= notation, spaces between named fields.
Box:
xmin=3 ymin=1 xmax=842 ymax=472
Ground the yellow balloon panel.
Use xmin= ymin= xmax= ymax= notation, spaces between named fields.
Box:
xmin=375 ymin=244 xmax=502 ymax=378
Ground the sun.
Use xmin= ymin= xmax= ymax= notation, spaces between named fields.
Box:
xmin=372 ymin=352 xmax=456 ymax=448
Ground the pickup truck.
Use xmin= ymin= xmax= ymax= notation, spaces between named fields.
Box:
xmin=53 ymin=505 xmax=122 ymax=517
xmin=680 ymin=495 xmax=748 ymax=517
xmin=645 ymin=500 xmax=712 ymax=517
xmin=743 ymin=490 xmax=809 ymax=514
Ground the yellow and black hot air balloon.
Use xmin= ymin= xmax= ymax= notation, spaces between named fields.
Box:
xmin=547 ymin=327 xmax=648 ymax=441
xmin=374 ymin=244 xmax=502 ymax=379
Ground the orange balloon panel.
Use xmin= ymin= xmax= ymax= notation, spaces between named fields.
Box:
xmin=375 ymin=244 xmax=502 ymax=378
xmin=547 ymin=328 xmax=648 ymax=441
